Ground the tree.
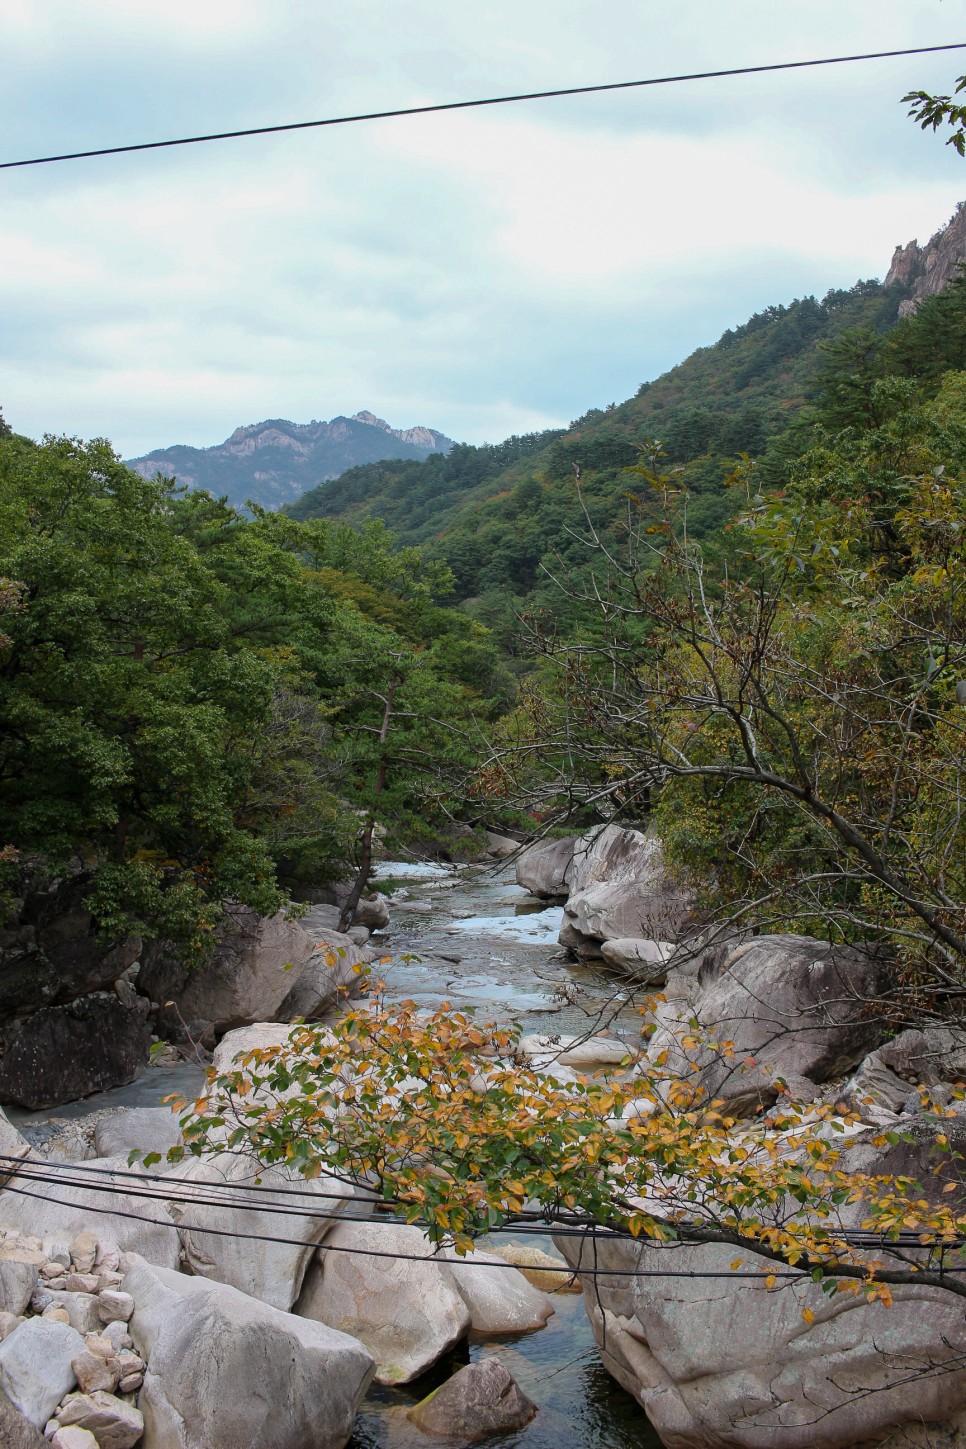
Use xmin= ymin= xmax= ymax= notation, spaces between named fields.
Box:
xmin=172 ymin=994 xmax=966 ymax=1306
xmin=483 ymin=377 xmax=966 ymax=1022
xmin=904 ymin=78 xmax=966 ymax=155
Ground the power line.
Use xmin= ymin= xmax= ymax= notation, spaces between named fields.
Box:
xmin=2 ymin=43 xmax=965 ymax=173
xmin=3 ymin=1153 xmax=961 ymax=1248
xmin=0 ymin=1182 xmax=906 ymax=1280
xmin=3 ymin=1159 xmax=964 ymax=1279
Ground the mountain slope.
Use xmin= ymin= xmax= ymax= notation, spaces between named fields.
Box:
xmin=127 ymin=412 xmax=454 ymax=511
xmin=286 ymin=277 xmax=904 ymax=607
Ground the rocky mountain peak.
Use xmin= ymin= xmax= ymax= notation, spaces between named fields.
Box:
xmin=885 ymin=202 xmax=966 ymax=316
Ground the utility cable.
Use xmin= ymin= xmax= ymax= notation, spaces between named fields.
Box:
xmin=1 ymin=43 xmax=964 ymax=171
xmin=3 ymin=1160 xmax=964 ymax=1268
xmin=5 ymin=1181 xmax=930 ymax=1280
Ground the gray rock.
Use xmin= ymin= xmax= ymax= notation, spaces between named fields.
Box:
xmin=440 ymin=1248 xmax=554 ymax=1333
xmin=515 ymin=837 xmax=577 ymax=899
xmin=879 ymin=1027 xmax=966 ymax=1086
xmin=0 ymin=994 xmax=150 ymax=1110
xmin=0 ymin=1156 xmax=181 ymax=1269
xmin=599 ymin=937 xmax=674 ymax=982
xmin=646 ymin=935 xmax=893 ymax=1114
xmin=408 ymin=1359 xmax=537 ymax=1441
xmin=349 ymin=895 xmax=390 ymax=931
xmin=52 ymin=1391 xmax=143 ymax=1449
xmin=140 ymin=904 xmax=319 ymax=1036
xmin=560 ymin=826 xmax=698 ymax=956
xmin=485 ymin=831 xmax=520 ymax=859
xmin=125 ymin=1256 xmax=374 ymax=1449
xmin=557 ymin=1121 xmax=966 ymax=1449
xmin=93 ymin=1106 xmax=183 ymax=1160
xmin=0 ymin=865 xmax=140 ymax=1024
xmin=296 ymin=1221 xmax=470 ymax=1384
xmin=166 ymin=1152 xmax=356 ymax=1311
xmin=0 ymin=1386 xmax=48 ymax=1447
xmin=0 ymin=1259 xmax=39 ymax=1317
xmin=0 ymin=1318 xmax=84 ymax=1426
xmin=38 ymin=1292 xmax=102 ymax=1336
xmin=276 ymin=929 xmax=368 ymax=1021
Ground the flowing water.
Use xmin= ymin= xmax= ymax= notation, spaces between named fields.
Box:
xmin=8 ymin=857 xmax=664 ymax=1448
xmin=345 ymin=859 xmax=664 ymax=1449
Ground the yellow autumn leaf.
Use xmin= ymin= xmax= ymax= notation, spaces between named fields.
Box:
xmin=802 ymin=1307 xmax=815 ymax=1324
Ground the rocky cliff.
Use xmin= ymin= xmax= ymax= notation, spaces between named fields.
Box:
xmin=126 ymin=412 xmax=454 ymax=512
xmin=885 ymin=201 xmax=966 ymax=316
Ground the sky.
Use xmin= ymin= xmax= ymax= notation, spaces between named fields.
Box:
xmin=2 ymin=0 xmax=966 ymax=458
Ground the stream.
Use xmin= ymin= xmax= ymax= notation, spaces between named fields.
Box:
xmin=9 ymin=857 xmax=664 ymax=1449
xmin=346 ymin=858 xmax=663 ymax=1449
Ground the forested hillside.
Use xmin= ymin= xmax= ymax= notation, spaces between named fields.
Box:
xmin=0 ymin=440 xmax=507 ymax=957
xmin=287 ymin=278 xmax=902 ymax=618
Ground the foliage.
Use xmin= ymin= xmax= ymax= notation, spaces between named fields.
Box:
xmin=170 ymin=996 xmax=966 ymax=1303
xmin=0 ymin=432 xmax=501 ymax=954
xmin=481 ymin=372 xmax=966 ymax=1015
xmin=904 ymin=78 xmax=966 ymax=155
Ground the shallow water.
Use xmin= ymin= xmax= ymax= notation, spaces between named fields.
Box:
xmin=351 ymin=861 xmax=663 ymax=1448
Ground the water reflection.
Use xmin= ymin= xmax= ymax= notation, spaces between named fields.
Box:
xmin=347 ymin=1289 xmax=663 ymax=1449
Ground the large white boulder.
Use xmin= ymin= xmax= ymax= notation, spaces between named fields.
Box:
xmin=0 ymin=1317 xmax=84 ymax=1426
xmin=125 ymin=1256 xmax=374 ymax=1449
xmin=295 ymin=1220 xmax=470 ymax=1384
xmin=515 ymin=837 xmax=578 ymax=899
xmin=0 ymin=1157 xmax=181 ymax=1269
xmin=558 ymin=1230 xmax=966 ymax=1449
xmin=560 ymin=826 xmax=697 ymax=957
xmin=440 ymin=1247 xmax=554 ymax=1333
xmin=599 ymin=937 xmax=674 ymax=982
xmin=93 ymin=1108 xmax=184 ymax=1161
xmin=165 ymin=1151 xmax=357 ymax=1311
xmin=140 ymin=909 xmax=367 ymax=1040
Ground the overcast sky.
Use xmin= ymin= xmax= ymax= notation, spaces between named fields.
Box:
xmin=2 ymin=0 xmax=966 ymax=457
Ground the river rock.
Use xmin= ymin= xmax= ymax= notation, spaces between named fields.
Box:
xmin=560 ymin=1229 xmax=966 ymax=1449
xmin=139 ymin=904 xmax=321 ymax=1036
xmin=348 ymin=895 xmax=390 ymax=931
xmin=51 ymin=1391 xmax=143 ymax=1449
xmin=440 ymin=1247 xmax=554 ymax=1332
xmin=644 ymin=935 xmax=894 ymax=1114
xmin=0 ymin=1386 xmax=48 ymax=1447
xmin=51 ymin=1429 xmax=100 ymax=1449
xmin=0 ymin=1317 xmax=84 ymax=1426
xmin=276 ymin=929 xmax=369 ymax=1020
xmin=0 ymin=1259 xmax=39 ymax=1316
xmin=486 ymin=831 xmax=520 ymax=859
xmin=516 ymin=1033 xmax=632 ymax=1068
xmin=166 ymin=1152 xmax=356 ymax=1311
xmin=560 ymin=826 xmax=697 ymax=957
xmin=93 ymin=1107 xmax=183 ymax=1160
xmin=558 ymin=1119 xmax=966 ymax=1448
xmin=125 ymin=1256 xmax=374 ymax=1449
xmin=515 ymin=837 xmax=577 ymax=898
xmin=0 ymin=1157 xmax=181 ymax=1269
xmin=296 ymin=1220 xmax=470 ymax=1384
xmin=0 ymin=994 xmax=150 ymax=1110
xmin=600 ymin=937 xmax=674 ymax=982
xmin=211 ymin=1021 xmax=303 ymax=1074
xmin=38 ymin=1293 xmax=102 ymax=1335
xmin=407 ymin=1359 xmax=538 ymax=1441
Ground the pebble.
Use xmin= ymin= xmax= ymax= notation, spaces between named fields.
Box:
xmin=42 ymin=1306 xmax=71 ymax=1324
xmin=65 ymin=1274 xmax=99 ymax=1295
xmin=97 ymin=1290 xmax=134 ymax=1323
xmin=69 ymin=1232 xmax=97 ymax=1275
xmin=71 ymin=1347 xmax=119 ymax=1394
xmin=85 ymin=1333 xmax=115 ymax=1360
xmin=52 ymin=1427 xmax=100 ymax=1449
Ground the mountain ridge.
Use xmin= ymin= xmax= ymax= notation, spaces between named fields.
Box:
xmin=126 ymin=411 xmax=455 ymax=511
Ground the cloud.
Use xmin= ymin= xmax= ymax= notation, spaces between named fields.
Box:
xmin=0 ymin=0 xmax=963 ymax=454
